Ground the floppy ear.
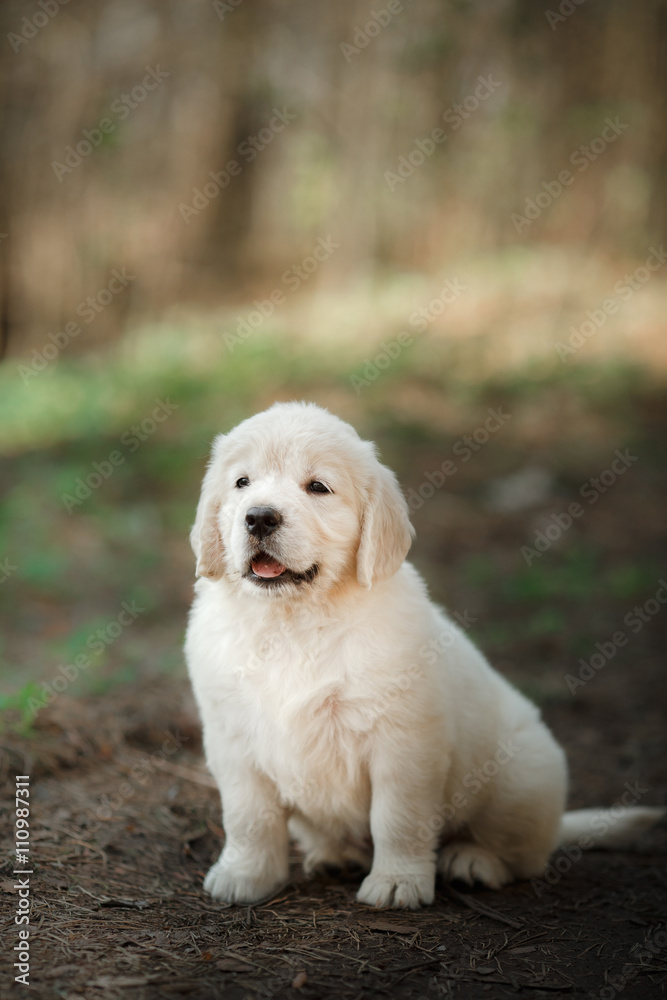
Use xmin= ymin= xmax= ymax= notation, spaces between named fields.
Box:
xmin=357 ymin=455 xmax=415 ymax=589
xmin=190 ymin=436 xmax=227 ymax=580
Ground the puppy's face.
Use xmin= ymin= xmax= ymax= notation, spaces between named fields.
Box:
xmin=216 ymin=433 xmax=361 ymax=597
xmin=190 ymin=403 xmax=414 ymax=598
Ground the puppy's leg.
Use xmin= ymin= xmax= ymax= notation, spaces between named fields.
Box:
xmin=290 ymin=814 xmax=372 ymax=875
xmin=289 ymin=814 xmax=344 ymax=874
xmin=439 ymin=721 xmax=567 ymax=889
xmin=203 ymin=747 xmax=289 ymax=904
xmin=357 ymin=746 xmax=445 ymax=909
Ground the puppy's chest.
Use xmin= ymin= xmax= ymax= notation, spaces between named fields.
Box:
xmin=233 ymin=642 xmax=374 ymax=802
xmin=243 ymin=667 xmax=372 ymax=750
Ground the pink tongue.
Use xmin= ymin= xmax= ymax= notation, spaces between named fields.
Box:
xmin=252 ymin=556 xmax=286 ymax=578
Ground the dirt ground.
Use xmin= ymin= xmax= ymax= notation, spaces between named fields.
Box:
xmin=1 ymin=674 xmax=666 ymax=1000
xmin=1 ymin=379 xmax=666 ymax=999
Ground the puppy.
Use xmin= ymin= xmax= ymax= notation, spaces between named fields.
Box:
xmin=185 ymin=402 xmax=663 ymax=908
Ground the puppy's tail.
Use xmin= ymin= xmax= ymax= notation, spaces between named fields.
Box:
xmin=558 ymin=806 xmax=665 ymax=850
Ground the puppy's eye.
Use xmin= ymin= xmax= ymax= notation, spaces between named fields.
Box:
xmin=307 ymin=480 xmax=331 ymax=495
xmin=235 ymin=477 xmax=250 ymax=488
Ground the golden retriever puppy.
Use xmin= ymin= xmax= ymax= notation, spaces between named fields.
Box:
xmin=185 ymin=402 xmax=663 ymax=908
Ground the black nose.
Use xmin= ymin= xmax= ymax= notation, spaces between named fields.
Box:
xmin=245 ymin=506 xmax=282 ymax=540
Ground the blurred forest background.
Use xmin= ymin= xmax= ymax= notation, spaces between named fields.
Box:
xmin=0 ymin=3 xmax=666 ymax=995
xmin=1 ymin=0 xmax=666 ymax=721
xmin=0 ymin=0 xmax=665 ymax=728
xmin=1 ymin=0 xmax=666 ymax=369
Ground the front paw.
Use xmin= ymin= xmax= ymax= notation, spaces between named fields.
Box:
xmin=356 ymin=868 xmax=435 ymax=909
xmin=203 ymin=854 xmax=287 ymax=904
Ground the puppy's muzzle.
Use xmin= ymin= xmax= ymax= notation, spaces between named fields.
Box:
xmin=245 ymin=506 xmax=282 ymax=541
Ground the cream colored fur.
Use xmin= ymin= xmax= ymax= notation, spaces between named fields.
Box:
xmin=185 ymin=402 xmax=663 ymax=909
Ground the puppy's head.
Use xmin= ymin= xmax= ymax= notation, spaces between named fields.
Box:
xmin=190 ymin=402 xmax=414 ymax=598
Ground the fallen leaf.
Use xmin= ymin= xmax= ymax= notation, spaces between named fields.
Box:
xmin=292 ymin=970 xmax=308 ymax=988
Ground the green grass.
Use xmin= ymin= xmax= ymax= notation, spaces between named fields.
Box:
xmin=1 ymin=327 xmax=664 ymax=725
xmin=1 ymin=323 xmax=660 ymax=457
xmin=0 ymin=682 xmax=44 ymax=734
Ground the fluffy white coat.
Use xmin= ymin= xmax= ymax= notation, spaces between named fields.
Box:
xmin=185 ymin=402 xmax=662 ymax=908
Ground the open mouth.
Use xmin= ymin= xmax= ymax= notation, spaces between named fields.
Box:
xmin=246 ymin=553 xmax=318 ymax=587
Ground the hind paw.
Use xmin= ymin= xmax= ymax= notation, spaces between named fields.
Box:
xmin=438 ymin=843 xmax=513 ymax=890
